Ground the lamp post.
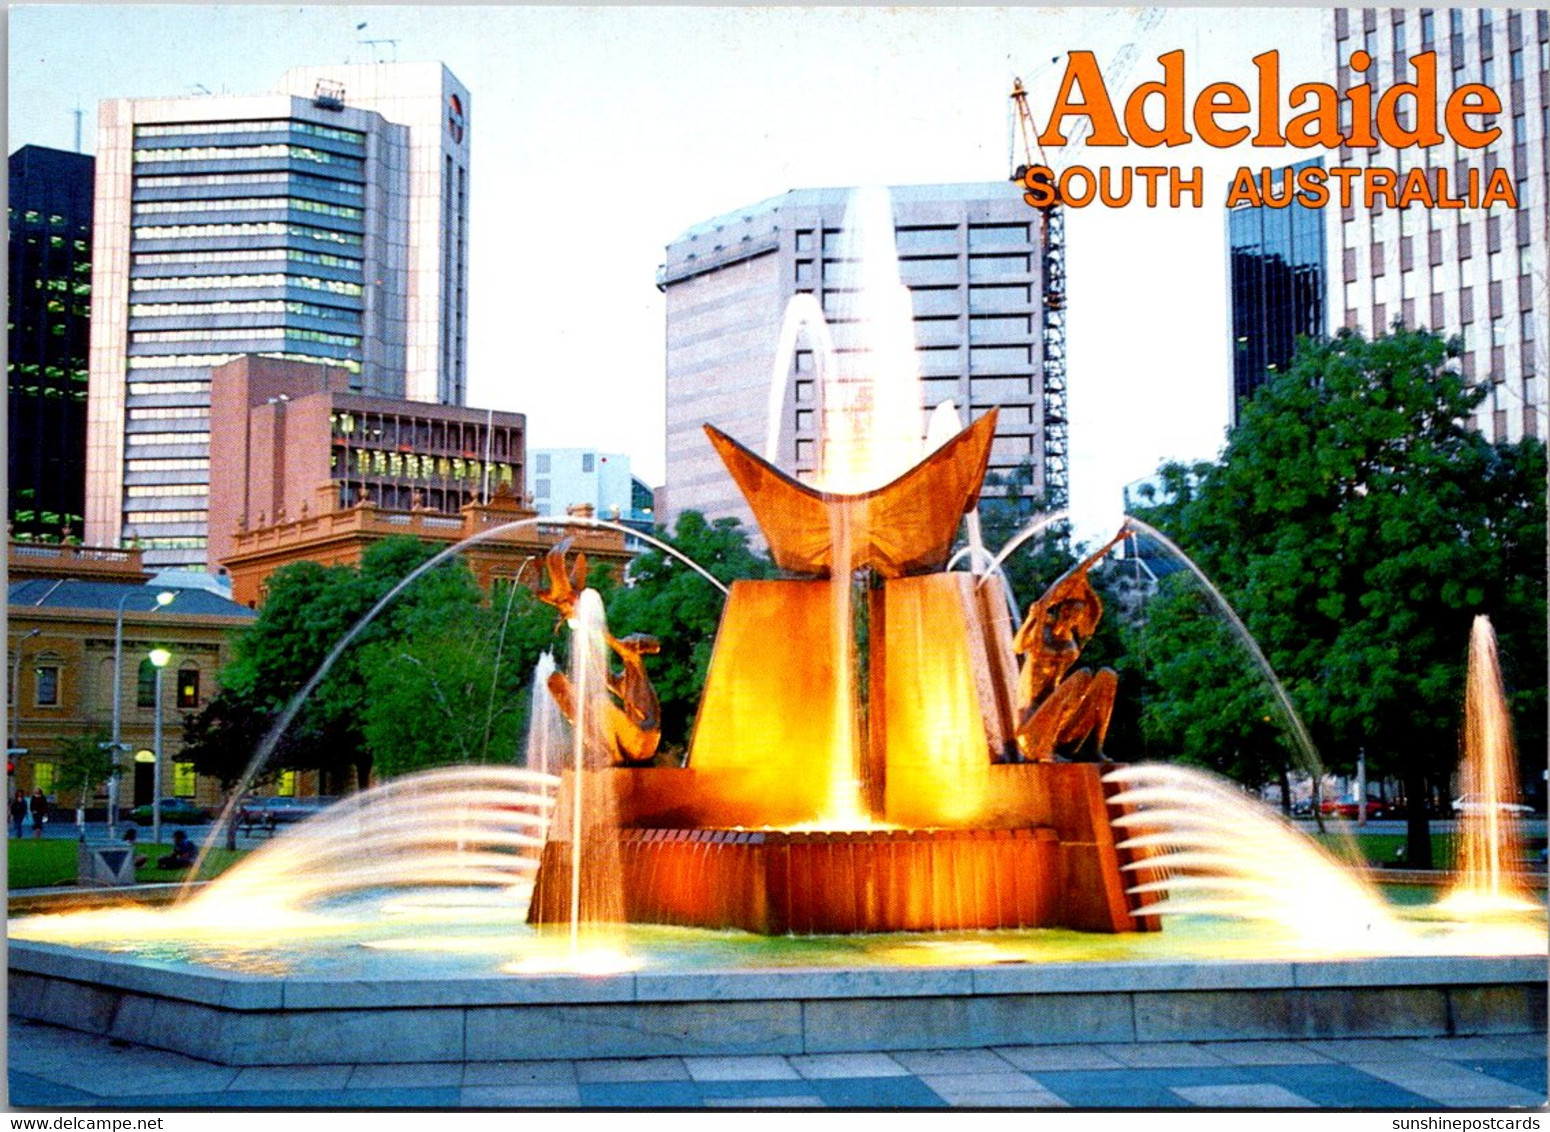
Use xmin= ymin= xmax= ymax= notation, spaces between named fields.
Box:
xmin=108 ymin=590 xmax=176 ymax=837
xmin=148 ymin=647 xmax=171 ymax=848
xmin=9 ymin=628 xmax=41 ymax=776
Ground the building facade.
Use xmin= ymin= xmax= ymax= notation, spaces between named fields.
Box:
xmin=660 ymin=183 xmax=1045 ymax=530
xmin=85 ymin=62 xmax=471 ymax=571
xmin=7 ymin=576 xmax=255 ymax=811
xmin=204 ymin=356 xmax=523 ymax=573
xmin=1331 ymin=8 xmax=1547 ymax=441
xmin=1228 ymin=160 xmax=1328 ymax=425
xmin=528 ymin=448 xmax=653 ymax=529
xmin=9 ymin=145 xmax=94 ymax=542
xmin=221 ymin=484 xmax=632 ymax=610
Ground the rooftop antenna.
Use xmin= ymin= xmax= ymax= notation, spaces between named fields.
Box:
xmin=71 ymin=103 xmax=83 ymax=152
xmin=357 ymin=21 xmax=399 ymax=64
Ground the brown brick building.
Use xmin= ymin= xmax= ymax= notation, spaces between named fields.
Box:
xmin=206 ymin=356 xmax=527 ymax=575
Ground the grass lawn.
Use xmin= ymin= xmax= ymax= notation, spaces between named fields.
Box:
xmin=1309 ymin=830 xmax=1458 ymax=869
xmin=7 ymin=838 xmax=250 ymax=889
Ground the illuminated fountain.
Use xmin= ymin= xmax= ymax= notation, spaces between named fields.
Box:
xmin=1440 ymin=615 xmax=1539 ymax=916
xmin=7 ymin=186 xmax=1544 ymax=1070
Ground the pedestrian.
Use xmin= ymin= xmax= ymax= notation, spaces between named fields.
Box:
xmin=158 ymin=829 xmax=196 ymax=870
xmin=10 ymin=789 xmax=27 ymax=839
xmin=29 ymin=788 xmax=48 ymax=838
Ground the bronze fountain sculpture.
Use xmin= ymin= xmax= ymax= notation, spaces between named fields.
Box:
xmin=528 ymin=413 xmax=1161 ymax=934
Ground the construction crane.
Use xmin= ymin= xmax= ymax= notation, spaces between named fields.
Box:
xmin=1009 ymin=9 xmax=1165 ymax=514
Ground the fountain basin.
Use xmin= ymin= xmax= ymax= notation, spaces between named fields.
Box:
xmin=9 ymin=938 xmax=1543 ymax=1067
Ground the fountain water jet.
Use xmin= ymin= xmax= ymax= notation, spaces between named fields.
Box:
xmin=1104 ymin=763 xmax=1404 ymax=950
xmin=1440 ymin=615 xmax=1538 ymax=916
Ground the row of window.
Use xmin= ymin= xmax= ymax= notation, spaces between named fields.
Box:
xmin=125 ymin=509 xmax=208 ymax=525
xmin=11 ymin=210 xmax=79 ymax=228
xmin=33 ymin=278 xmax=91 ymax=295
xmin=133 ymin=222 xmax=363 ymax=247
xmin=125 ymin=458 xmax=209 ymax=472
xmin=27 ymin=757 xmax=204 ymax=798
xmin=125 ymin=483 xmax=206 ymax=498
xmin=133 ymin=196 xmax=363 ymax=221
xmin=130 ymin=299 xmax=357 ymax=321
xmin=21 ymin=661 xmax=202 ymax=710
xmin=137 ymin=170 xmax=364 ymax=197
xmin=131 ymin=327 xmax=361 ymax=347
xmin=126 ymin=406 xmax=207 ymax=421
xmin=131 ymin=273 xmax=364 ymax=297
xmin=134 ymin=247 xmax=363 ymax=271
xmin=127 ymin=350 xmax=361 ymax=374
xmin=136 ymin=119 xmax=366 ymax=144
xmin=126 ymin=432 xmax=210 ymax=447
xmin=133 ymin=144 xmax=363 ymax=171
xmin=335 ymin=447 xmax=518 ymax=486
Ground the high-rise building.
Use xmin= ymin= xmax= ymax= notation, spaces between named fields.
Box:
xmin=85 ymin=62 xmax=470 ymax=570
xmin=1228 ymin=159 xmax=1328 ymax=425
xmin=9 ymin=145 xmax=94 ymax=541
xmin=1331 ymin=8 xmax=1547 ymax=442
xmin=659 ymin=183 xmax=1045 ymax=531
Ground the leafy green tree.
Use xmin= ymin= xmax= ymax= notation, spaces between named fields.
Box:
xmin=197 ymin=537 xmax=493 ymax=791
xmin=1129 ymin=327 xmax=1546 ymax=864
xmin=602 ymin=512 xmax=775 ymax=753
xmin=55 ymin=729 xmax=115 ymax=818
xmin=360 ymin=581 xmax=554 ymax=777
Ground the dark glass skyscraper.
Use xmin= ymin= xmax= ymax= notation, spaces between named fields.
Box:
xmin=8 ymin=145 xmax=94 ymax=541
xmin=1228 ymin=159 xmax=1327 ymax=425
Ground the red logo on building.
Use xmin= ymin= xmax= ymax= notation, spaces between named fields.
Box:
xmin=447 ymin=93 xmax=465 ymax=145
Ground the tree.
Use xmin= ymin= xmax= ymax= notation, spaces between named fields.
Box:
xmin=192 ymin=537 xmax=495 ymax=792
xmin=602 ymin=512 xmax=775 ymax=752
xmin=1129 ymin=327 xmax=1547 ymax=865
xmin=359 ymin=581 xmax=554 ymax=777
xmin=55 ymin=729 xmax=115 ymax=823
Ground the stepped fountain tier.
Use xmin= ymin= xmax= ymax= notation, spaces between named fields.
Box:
xmin=529 ymin=408 xmax=1161 ymax=935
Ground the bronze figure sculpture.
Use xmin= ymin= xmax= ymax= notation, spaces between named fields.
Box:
xmin=538 ymin=539 xmax=663 ymax=767
xmin=1011 ymin=527 xmax=1128 ymax=763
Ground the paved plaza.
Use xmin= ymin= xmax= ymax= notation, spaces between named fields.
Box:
xmin=8 ymin=1018 xmax=1545 ymax=1110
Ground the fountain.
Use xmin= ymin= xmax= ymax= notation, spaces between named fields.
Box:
xmin=8 ymin=187 xmax=1544 ymax=1070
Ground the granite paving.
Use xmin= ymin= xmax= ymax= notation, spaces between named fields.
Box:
xmin=8 ymin=1017 xmax=1545 ymax=1110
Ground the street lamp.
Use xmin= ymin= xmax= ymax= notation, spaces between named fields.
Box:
xmin=148 ymin=646 xmax=171 ymax=848
xmin=108 ymin=589 xmax=176 ymax=837
xmin=9 ymin=628 xmax=42 ymax=774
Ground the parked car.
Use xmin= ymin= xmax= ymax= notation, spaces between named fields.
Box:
xmin=130 ymin=797 xmax=209 ymax=826
xmin=1451 ymin=794 xmax=1534 ymax=816
xmin=1318 ymin=799 xmax=1387 ymax=819
xmin=239 ymin=795 xmax=339 ymax=828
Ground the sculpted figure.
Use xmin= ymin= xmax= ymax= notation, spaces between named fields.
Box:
xmin=537 ymin=538 xmax=587 ymax=624
xmin=1011 ymin=529 xmax=1127 ymax=762
xmin=539 ymin=539 xmax=662 ymax=766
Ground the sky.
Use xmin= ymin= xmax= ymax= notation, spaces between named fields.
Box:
xmin=8 ymin=4 xmax=1329 ymax=546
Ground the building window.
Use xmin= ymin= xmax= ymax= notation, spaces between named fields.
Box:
xmin=582 ymin=453 xmax=595 ymax=473
xmin=177 ymin=668 xmax=200 ymax=709
xmin=137 ymin=658 xmax=159 ymax=708
xmin=536 ymin=453 xmax=550 ymax=474
xmin=34 ymin=666 xmax=59 ymax=706
xmin=173 ymin=762 xmax=197 ymax=798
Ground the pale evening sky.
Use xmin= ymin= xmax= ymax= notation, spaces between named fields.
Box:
xmin=8 ymin=4 xmax=1330 ymax=546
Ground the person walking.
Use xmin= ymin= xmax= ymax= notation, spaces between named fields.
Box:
xmin=29 ymin=788 xmax=47 ymax=838
xmin=10 ymin=789 xmax=27 ymax=839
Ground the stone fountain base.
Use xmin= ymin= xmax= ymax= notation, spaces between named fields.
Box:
xmin=8 ymin=941 xmax=1543 ymax=1067
xmin=527 ymin=761 xmax=1162 ymax=934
